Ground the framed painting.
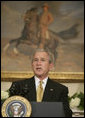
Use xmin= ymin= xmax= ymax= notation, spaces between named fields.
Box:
xmin=1 ymin=1 xmax=84 ymax=82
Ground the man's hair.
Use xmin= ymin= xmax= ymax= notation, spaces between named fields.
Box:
xmin=31 ymin=48 xmax=55 ymax=64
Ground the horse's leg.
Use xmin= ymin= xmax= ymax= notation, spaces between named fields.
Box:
xmin=13 ymin=40 xmax=21 ymax=55
xmin=3 ymin=39 xmax=18 ymax=52
xmin=3 ymin=43 xmax=10 ymax=52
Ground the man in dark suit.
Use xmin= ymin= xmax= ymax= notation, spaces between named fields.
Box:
xmin=9 ymin=48 xmax=72 ymax=117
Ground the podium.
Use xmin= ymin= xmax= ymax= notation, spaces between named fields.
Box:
xmin=1 ymin=99 xmax=65 ymax=117
xmin=31 ymin=102 xmax=65 ymax=117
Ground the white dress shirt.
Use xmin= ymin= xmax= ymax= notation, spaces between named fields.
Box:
xmin=34 ymin=76 xmax=48 ymax=92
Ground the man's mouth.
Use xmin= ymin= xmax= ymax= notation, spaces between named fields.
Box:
xmin=36 ymin=67 xmax=42 ymax=71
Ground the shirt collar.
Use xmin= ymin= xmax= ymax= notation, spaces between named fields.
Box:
xmin=34 ymin=76 xmax=48 ymax=89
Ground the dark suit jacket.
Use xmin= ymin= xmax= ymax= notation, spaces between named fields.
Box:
xmin=9 ymin=76 xmax=72 ymax=117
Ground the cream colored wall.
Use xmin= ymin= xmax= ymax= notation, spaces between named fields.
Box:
xmin=1 ymin=81 xmax=84 ymax=96
xmin=1 ymin=82 xmax=12 ymax=91
xmin=62 ymin=83 xmax=84 ymax=96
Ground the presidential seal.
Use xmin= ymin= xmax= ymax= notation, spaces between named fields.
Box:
xmin=1 ymin=96 xmax=32 ymax=117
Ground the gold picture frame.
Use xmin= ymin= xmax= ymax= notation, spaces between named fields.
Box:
xmin=1 ymin=71 xmax=84 ymax=83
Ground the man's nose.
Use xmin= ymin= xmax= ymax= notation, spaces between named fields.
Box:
xmin=37 ymin=60 xmax=42 ymax=65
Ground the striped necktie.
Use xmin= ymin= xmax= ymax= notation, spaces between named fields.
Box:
xmin=36 ymin=81 xmax=44 ymax=102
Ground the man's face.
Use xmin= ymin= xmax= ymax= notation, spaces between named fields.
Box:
xmin=43 ymin=6 xmax=48 ymax=11
xmin=32 ymin=52 xmax=53 ymax=79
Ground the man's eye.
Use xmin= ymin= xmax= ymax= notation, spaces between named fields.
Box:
xmin=33 ymin=59 xmax=38 ymax=62
xmin=41 ymin=59 xmax=46 ymax=61
xmin=33 ymin=58 xmax=47 ymax=62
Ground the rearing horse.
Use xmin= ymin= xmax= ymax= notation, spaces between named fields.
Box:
xmin=3 ymin=8 xmax=59 ymax=61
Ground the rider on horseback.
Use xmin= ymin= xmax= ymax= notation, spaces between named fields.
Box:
xmin=38 ymin=3 xmax=54 ymax=48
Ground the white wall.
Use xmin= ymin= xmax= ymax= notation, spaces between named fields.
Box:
xmin=1 ymin=82 xmax=84 ymax=96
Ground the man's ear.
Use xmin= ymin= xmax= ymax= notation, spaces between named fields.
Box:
xmin=49 ymin=63 xmax=54 ymax=71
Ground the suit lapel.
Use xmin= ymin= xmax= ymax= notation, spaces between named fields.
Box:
xmin=42 ymin=78 xmax=55 ymax=101
xmin=26 ymin=77 xmax=36 ymax=101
